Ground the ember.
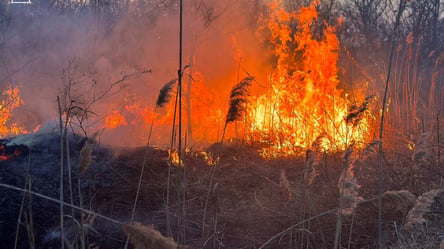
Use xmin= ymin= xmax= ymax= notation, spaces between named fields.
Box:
xmin=0 ymin=145 xmax=21 ymax=161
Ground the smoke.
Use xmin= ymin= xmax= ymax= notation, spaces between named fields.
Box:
xmin=0 ymin=0 xmax=269 ymax=146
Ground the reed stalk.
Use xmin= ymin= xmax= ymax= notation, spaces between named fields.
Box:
xmin=57 ymin=96 xmax=65 ymax=249
xmin=377 ymin=1 xmax=405 ymax=248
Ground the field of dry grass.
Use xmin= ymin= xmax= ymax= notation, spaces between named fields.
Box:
xmin=1 ymin=133 xmax=442 ymax=249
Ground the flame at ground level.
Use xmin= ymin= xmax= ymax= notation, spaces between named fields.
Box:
xmin=245 ymin=1 xmax=374 ymax=157
xmin=2 ymin=1 xmax=376 ymax=158
xmin=100 ymin=0 xmax=375 ymax=157
xmin=0 ymin=86 xmax=27 ymax=138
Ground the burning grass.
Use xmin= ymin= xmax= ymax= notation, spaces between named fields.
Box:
xmin=0 ymin=1 xmax=443 ymax=249
xmin=0 ymin=86 xmax=27 ymax=138
xmin=247 ymin=0 xmax=375 ymax=157
xmin=95 ymin=0 xmax=376 ymax=157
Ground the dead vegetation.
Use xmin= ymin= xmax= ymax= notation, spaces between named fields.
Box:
xmin=0 ymin=129 xmax=443 ymax=249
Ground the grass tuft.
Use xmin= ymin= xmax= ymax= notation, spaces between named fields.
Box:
xmin=405 ymin=189 xmax=441 ymax=230
xmin=122 ymin=222 xmax=179 ymax=249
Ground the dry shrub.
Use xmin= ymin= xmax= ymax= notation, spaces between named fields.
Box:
xmin=404 ymin=189 xmax=441 ymax=230
xmin=122 ymin=222 xmax=179 ymax=249
xmin=78 ymin=142 xmax=92 ymax=175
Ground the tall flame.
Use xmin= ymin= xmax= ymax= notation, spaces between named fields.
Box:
xmin=98 ymin=1 xmax=375 ymax=156
xmin=247 ymin=0 xmax=374 ymax=157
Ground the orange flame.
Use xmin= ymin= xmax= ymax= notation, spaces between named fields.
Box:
xmin=0 ymin=86 xmax=27 ymax=138
xmin=246 ymin=0 xmax=374 ymax=157
xmin=99 ymin=1 xmax=374 ymax=157
xmin=104 ymin=110 xmax=128 ymax=129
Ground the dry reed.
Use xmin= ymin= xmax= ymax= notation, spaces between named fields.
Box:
xmin=382 ymin=190 xmax=416 ymax=211
xmin=405 ymin=189 xmax=441 ymax=230
xmin=156 ymin=79 xmax=177 ymax=108
xmin=338 ymin=146 xmax=363 ymax=216
xmin=78 ymin=143 xmax=92 ymax=176
xmin=122 ymin=223 xmax=179 ymax=249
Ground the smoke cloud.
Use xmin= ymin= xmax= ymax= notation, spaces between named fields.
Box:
xmin=0 ymin=0 xmax=270 ymax=147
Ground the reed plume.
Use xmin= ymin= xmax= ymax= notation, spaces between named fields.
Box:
xmin=304 ymin=134 xmax=324 ymax=185
xmin=345 ymin=95 xmax=375 ymax=126
xmin=202 ymin=75 xmax=254 ymax=237
xmin=360 ymin=139 xmax=381 ymax=160
xmin=78 ymin=142 xmax=92 ymax=176
xmin=382 ymin=190 xmax=415 ymax=211
xmin=412 ymin=132 xmax=432 ymax=163
xmin=280 ymin=169 xmax=292 ymax=200
xmin=125 ymin=78 xmax=178 ymax=249
xmin=338 ymin=146 xmax=362 ymax=216
xmin=156 ymin=79 xmax=177 ymax=108
xmin=122 ymin=223 xmax=178 ymax=249
xmin=225 ymin=76 xmax=254 ymax=123
xmin=405 ymin=189 xmax=440 ymax=230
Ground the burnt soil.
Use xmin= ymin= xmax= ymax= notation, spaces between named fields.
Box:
xmin=0 ymin=132 xmax=442 ymax=249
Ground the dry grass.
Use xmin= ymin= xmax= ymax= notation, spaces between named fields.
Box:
xmin=78 ymin=142 xmax=92 ymax=176
xmin=382 ymin=190 xmax=416 ymax=212
xmin=405 ymin=189 xmax=441 ymax=230
xmin=122 ymin=223 xmax=179 ymax=249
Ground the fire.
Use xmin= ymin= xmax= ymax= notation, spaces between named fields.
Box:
xmin=98 ymin=1 xmax=375 ymax=157
xmin=169 ymin=149 xmax=183 ymax=167
xmin=246 ymin=0 xmax=374 ymax=157
xmin=0 ymin=86 xmax=27 ymax=138
xmin=0 ymin=145 xmax=21 ymax=161
xmin=104 ymin=110 xmax=128 ymax=129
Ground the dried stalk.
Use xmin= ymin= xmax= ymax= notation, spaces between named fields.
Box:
xmin=202 ymin=77 xmax=252 ymax=237
xmin=14 ymin=149 xmax=32 ymax=249
xmin=57 ymin=96 xmax=65 ymax=249
xmin=0 ymin=183 xmax=122 ymax=225
xmin=377 ymin=1 xmax=405 ymax=248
